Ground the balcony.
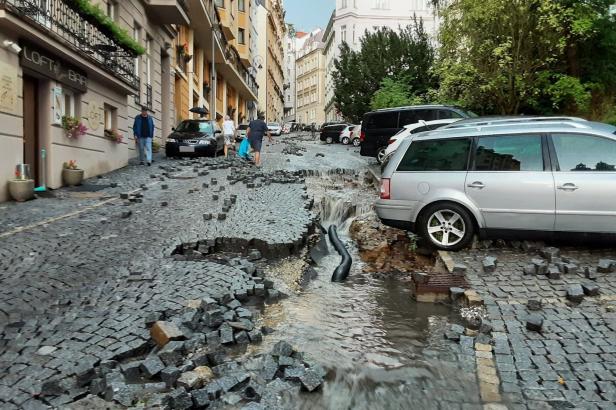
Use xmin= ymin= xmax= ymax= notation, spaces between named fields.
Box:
xmin=145 ymin=0 xmax=190 ymax=25
xmin=216 ymin=6 xmax=235 ymax=40
xmin=0 ymin=0 xmax=138 ymax=90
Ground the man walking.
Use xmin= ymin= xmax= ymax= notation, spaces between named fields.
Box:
xmin=222 ymin=115 xmax=236 ymax=158
xmin=246 ymin=113 xmax=272 ymax=166
xmin=133 ymin=106 xmax=154 ymax=166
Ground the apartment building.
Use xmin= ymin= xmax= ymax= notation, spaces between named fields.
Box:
xmin=296 ymin=30 xmax=325 ymax=126
xmin=0 ymin=0 xmax=182 ymax=202
xmin=282 ymin=30 xmax=308 ymax=124
xmin=174 ymin=0 xmax=258 ymax=126
xmin=323 ymin=0 xmax=437 ymax=121
xmin=256 ymin=0 xmax=285 ymax=122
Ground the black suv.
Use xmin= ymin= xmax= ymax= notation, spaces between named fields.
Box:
xmin=320 ymin=123 xmax=349 ymax=144
xmin=359 ymin=105 xmax=476 ymax=162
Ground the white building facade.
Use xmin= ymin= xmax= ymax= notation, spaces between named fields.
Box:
xmin=323 ymin=0 xmax=438 ymax=121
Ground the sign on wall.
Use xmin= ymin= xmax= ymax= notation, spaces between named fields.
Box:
xmin=0 ymin=60 xmax=19 ymax=115
xmin=87 ymin=101 xmax=101 ymax=131
xmin=20 ymin=43 xmax=88 ymax=92
xmin=52 ymin=87 xmax=63 ymax=124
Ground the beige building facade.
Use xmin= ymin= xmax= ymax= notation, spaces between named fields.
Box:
xmin=296 ymin=30 xmax=325 ymax=126
xmin=0 ymin=0 xmax=181 ymax=202
xmin=256 ymin=0 xmax=284 ymax=122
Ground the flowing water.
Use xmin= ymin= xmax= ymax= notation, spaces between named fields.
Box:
xmin=253 ymin=175 xmax=482 ymax=409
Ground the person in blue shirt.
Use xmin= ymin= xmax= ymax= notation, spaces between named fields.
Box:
xmin=133 ymin=106 xmax=155 ymax=166
xmin=246 ymin=113 xmax=272 ymax=166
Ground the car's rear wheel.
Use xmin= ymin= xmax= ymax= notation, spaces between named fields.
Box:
xmin=341 ymin=136 xmax=350 ymax=145
xmin=325 ymin=136 xmax=334 ymax=144
xmin=376 ymin=146 xmax=387 ymax=164
xmin=419 ymin=203 xmax=474 ymax=251
xmin=352 ymin=138 xmax=361 ymax=147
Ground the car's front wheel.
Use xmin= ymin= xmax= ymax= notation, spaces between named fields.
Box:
xmin=418 ymin=203 xmax=475 ymax=251
xmin=376 ymin=146 xmax=387 ymax=164
xmin=341 ymin=136 xmax=350 ymax=145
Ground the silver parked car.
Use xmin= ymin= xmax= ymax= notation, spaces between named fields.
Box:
xmin=376 ymin=119 xmax=616 ymax=250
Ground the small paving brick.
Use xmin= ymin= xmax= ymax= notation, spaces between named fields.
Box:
xmin=547 ymin=265 xmax=561 ymax=280
xmin=597 ymin=259 xmax=614 ymax=273
xmin=541 ymin=247 xmax=560 ymax=261
xmin=299 ymin=369 xmax=323 ymax=392
xmin=150 ymin=321 xmax=186 ymax=347
xmin=526 ymin=315 xmax=543 ymax=332
xmin=582 ymin=283 xmax=600 ymax=296
xmin=527 ymin=299 xmax=542 ymax=311
xmin=567 ymin=285 xmax=585 ymax=303
xmin=482 ymin=256 xmax=497 ymax=273
xmin=140 ymin=356 xmax=165 ymax=379
xmin=452 ymin=263 xmax=467 ymax=276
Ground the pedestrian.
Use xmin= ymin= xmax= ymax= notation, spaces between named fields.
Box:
xmin=222 ymin=115 xmax=236 ymax=158
xmin=246 ymin=113 xmax=272 ymax=167
xmin=133 ymin=106 xmax=155 ymax=166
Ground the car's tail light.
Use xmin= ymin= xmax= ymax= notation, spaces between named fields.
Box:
xmin=380 ymin=178 xmax=391 ymax=200
xmin=387 ymin=138 xmax=395 ymax=145
xmin=360 ymin=131 xmax=365 ymax=141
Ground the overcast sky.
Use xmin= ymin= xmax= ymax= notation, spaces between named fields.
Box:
xmin=284 ymin=0 xmax=333 ymax=32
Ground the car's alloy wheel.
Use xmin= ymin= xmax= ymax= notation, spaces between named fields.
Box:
xmin=352 ymin=138 xmax=361 ymax=147
xmin=419 ymin=203 xmax=474 ymax=251
xmin=376 ymin=147 xmax=387 ymax=163
xmin=326 ymin=136 xmax=334 ymax=144
xmin=341 ymin=136 xmax=350 ymax=145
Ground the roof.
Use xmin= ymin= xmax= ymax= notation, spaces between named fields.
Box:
xmin=413 ymin=121 xmax=616 ymax=142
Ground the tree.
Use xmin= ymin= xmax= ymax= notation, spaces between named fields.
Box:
xmin=332 ymin=19 xmax=437 ymax=122
xmin=436 ymin=0 xmax=616 ymax=116
xmin=371 ymin=77 xmax=423 ymax=110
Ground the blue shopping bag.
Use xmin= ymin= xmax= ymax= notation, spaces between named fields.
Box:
xmin=238 ymin=138 xmax=251 ymax=159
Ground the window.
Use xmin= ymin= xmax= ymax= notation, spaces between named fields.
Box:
xmin=474 ymin=135 xmax=543 ymax=172
xmin=145 ymin=35 xmax=152 ymax=85
xmin=341 ymin=0 xmax=347 ymax=8
xmin=365 ymin=111 xmax=398 ymax=129
xmin=106 ymin=1 xmax=117 ymax=20
xmin=552 ymin=134 xmax=616 ymax=172
xmin=438 ymin=109 xmax=463 ymax=119
xmin=238 ymin=0 xmax=245 ymax=11
xmin=64 ymin=90 xmax=75 ymax=117
xmin=398 ymin=138 xmax=471 ymax=172
xmin=341 ymin=25 xmax=347 ymax=42
xmin=133 ymin=23 xmax=141 ymax=77
xmin=398 ymin=109 xmax=437 ymax=126
xmin=238 ymin=28 xmax=246 ymax=44
xmin=104 ymin=104 xmax=117 ymax=130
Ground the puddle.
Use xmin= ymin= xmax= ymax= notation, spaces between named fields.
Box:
xmin=250 ymin=173 xmax=479 ymax=409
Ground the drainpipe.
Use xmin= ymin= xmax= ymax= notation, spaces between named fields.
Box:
xmin=211 ymin=2 xmax=217 ymax=121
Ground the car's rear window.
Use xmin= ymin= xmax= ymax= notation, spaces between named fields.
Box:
xmin=398 ymin=138 xmax=471 ymax=172
xmin=176 ymin=121 xmax=213 ymax=133
xmin=365 ymin=112 xmax=398 ymax=129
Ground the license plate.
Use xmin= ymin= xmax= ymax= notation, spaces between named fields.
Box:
xmin=179 ymin=146 xmax=195 ymax=153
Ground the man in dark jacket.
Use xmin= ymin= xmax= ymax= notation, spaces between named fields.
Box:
xmin=133 ymin=106 xmax=155 ymax=166
xmin=246 ymin=113 xmax=272 ymax=166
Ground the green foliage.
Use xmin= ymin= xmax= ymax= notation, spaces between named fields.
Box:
xmin=437 ymin=0 xmax=616 ymax=117
xmin=371 ymin=77 xmax=424 ymax=110
xmin=333 ymin=20 xmax=437 ymax=122
xmin=67 ymin=0 xmax=145 ymax=56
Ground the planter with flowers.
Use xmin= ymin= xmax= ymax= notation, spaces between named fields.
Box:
xmin=104 ymin=129 xmax=123 ymax=144
xmin=177 ymin=42 xmax=192 ymax=63
xmin=62 ymin=116 xmax=88 ymax=139
xmin=8 ymin=168 xmax=34 ymax=202
xmin=62 ymin=160 xmax=84 ymax=187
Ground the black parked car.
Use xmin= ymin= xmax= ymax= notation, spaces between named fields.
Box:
xmin=320 ymin=123 xmax=349 ymax=144
xmin=359 ymin=105 xmax=476 ymax=163
xmin=165 ymin=120 xmax=224 ymax=158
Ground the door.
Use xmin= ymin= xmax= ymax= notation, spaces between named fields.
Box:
xmin=465 ymin=134 xmax=555 ymax=230
xmin=550 ymin=133 xmax=616 ymax=232
xmin=23 ymin=75 xmax=39 ymax=186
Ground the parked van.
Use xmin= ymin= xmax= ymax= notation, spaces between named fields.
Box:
xmin=376 ymin=119 xmax=616 ymax=250
xmin=359 ymin=105 xmax=476 ymax=163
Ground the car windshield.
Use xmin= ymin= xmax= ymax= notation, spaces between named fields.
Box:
xmin=175 ymin=121 xmax=213 ymax=133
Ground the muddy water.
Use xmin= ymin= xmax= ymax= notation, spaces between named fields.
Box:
xmin=254 ymin=175 xmax=480 ymax=409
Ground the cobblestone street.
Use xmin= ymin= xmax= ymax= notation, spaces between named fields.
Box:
xmin=449 ymin=244 xmax=616 ymax=409
xmin=0 ymin=136 xmax=367 ymax=409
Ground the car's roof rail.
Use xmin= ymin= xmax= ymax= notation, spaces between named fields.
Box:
xmin=373 ymin=104 xmax=448 ymax=112
xmin=446 ymin=116 xmax=586 ymax=128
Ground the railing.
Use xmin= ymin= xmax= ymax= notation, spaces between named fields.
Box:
xmin=145 ymin=83 xmax=153 ymax=110
xmin=1 ymin=0 xmax=139 ymax=90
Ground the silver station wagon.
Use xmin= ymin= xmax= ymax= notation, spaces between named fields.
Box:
xmin=376 ymin=119 xmax=616 ymax=250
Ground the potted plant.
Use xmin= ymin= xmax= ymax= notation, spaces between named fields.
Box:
xmin=62 ymin=160 xmax=84 ymax=187
xmin=8 ymin=168 xmax=34 ymax=202
xmin=152 ymin=140 xmax=161 ymax=153
xmin=104 ymin=129 xmax=123 ymax=144
xmin=62 ymin=116 xmax=88 ymax=139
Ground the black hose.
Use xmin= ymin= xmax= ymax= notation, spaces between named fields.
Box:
xmin=328 ymin=225 xmax=352 ymax=282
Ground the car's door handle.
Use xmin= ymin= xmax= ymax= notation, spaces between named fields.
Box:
xmin=467 ymin=181 xmax=485 ymax=189
xmin=557 ymin=183 xmax=579 ymax=191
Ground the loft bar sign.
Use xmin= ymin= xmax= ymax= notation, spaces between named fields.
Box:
xmin=20 ymin=44 xmax=87 ymax=92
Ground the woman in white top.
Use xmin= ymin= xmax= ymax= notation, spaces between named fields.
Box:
xmin=222 ymin=115 xmax=236 ymax=157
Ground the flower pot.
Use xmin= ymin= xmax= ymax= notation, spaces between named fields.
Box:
xmin=62 ymin=168 xmax=84 ymax=187
xmin=8 ymin=179 xmax=34 ymax=202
